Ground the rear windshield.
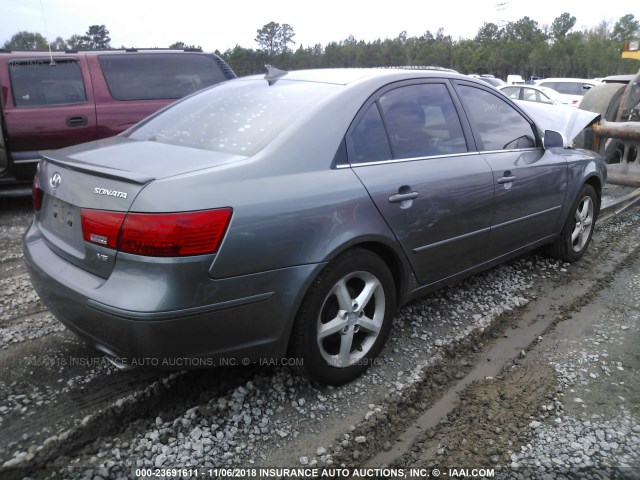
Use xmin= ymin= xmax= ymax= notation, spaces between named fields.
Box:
xmin=9 ymin=58 xmax=86 ymax=107
xmin=126 ymin=79 xmax=339 ymax=156
xmin=99 ymin=53 xmax=229 ymax=100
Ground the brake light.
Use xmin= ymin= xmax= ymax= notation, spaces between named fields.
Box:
xmin=81 ymin=208 xmax=232 ymax=257
xmin=32 ymin=177 xmax=43 ymax=211
xmin=81 ymin=210 xmax=126 ymax=249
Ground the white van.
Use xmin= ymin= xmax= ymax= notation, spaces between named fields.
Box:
xmin=506 ymin=75 xmax=525 ymax=85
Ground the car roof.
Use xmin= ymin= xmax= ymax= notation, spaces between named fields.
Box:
xmin=0 ymin=48 xmax=212 ymax=57
xmin=536 ymin=78 xmax=599 ymax=84
xmin=601 ymin=74 xmax=634 ymax=84
xmin=239 ymin=67 xmax=472 ymax=86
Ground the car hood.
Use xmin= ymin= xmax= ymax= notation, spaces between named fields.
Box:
xmin=516 ymin=100 xmax=600 ymax=143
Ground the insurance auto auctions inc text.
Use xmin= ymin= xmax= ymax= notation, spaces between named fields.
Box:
xmin=202 ymin=467 xmax=495 ymax=478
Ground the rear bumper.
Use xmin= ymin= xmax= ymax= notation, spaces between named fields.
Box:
xmin=22 ymin=220 xmax=324 ymax=366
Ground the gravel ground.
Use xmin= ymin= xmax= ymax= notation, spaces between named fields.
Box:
xmin=0 ymin=187 xmax=639 ymax=479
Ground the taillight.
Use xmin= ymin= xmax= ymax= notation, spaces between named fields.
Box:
xmin=32 ymin=177 xmax=44 ymax=211
xmin=81 ymin=208 xmax=232 ymax=257
xmin=81 ymin=210 xmax=126 ymax=249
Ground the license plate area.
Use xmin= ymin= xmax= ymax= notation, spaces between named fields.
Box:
xmin=51 ymin=198 xmax=76 ymax=230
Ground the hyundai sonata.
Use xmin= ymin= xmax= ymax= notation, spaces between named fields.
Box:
xmin=23 ymin=67 xmax=605 ymax=384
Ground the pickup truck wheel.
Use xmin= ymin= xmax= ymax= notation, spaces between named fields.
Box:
xmin=547 ymin=184 xmax=598 ymax=262
xmin=291 ymin=249 xmax=396 ymax=385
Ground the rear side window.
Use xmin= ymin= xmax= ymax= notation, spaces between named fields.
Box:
xmin=458 ymin=85 xmax=536 ymax=151
xmin=9 ymin=58 xmax=86 ymax=107
xmin=350 ymin=83 xmax=467 ymax=164
xmin=379 ymin=84 xmax=467 ymax=159
xmin=350 ymin=104 xmax=392 ymax=163
xmin=98 ymin=53 xmax=229 ymax=101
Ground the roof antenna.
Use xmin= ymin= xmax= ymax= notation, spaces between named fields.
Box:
xmin=264 ymin=64 xmax=287 ymax=85
xmin=39 ymin=0 xmax=55 ymax=66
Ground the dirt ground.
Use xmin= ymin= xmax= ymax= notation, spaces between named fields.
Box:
xmin=389 ymin=253 xmax=640 ymax=478
xmin=1 ymin=186 xmax=639 ymax=479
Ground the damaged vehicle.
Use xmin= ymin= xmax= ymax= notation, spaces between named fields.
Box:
xmin=23 ymin=68 xmax=605 ymax=385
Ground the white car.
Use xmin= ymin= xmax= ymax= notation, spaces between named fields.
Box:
xmin=500 ymin=85 xmax=563 ymax=105
xmin=534 ymin=78 xmax=600 ymax=107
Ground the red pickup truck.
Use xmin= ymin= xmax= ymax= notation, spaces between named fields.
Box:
xmin=0 ymin=49 xmax=236 ymax=192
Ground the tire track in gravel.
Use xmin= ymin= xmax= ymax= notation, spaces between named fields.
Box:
xmin=1 ymin=190 xmax=639 ymax=478
xmin=349 ymin=209 xmax=640 ymax=472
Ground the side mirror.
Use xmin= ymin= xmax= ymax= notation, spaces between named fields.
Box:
xmin=543 ymin=129 xmax=568 ymax=149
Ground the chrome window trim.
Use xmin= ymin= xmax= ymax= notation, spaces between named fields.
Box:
xmin=342 ymin=147 xmax=540 ymax=169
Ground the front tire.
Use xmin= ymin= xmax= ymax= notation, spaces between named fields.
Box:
xmin=547 ymin=184 xmax=598 ymax=262
xmin=291 ymin=249 xmax=396 ymax=385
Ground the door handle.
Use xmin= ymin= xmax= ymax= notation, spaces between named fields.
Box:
xmin=67 ymin=116 xmax=88 ymax=127
xmin=389 ymin=191 xmax=419 ymax=203
xmin=497 ymin=175 xmax=516 ymax=184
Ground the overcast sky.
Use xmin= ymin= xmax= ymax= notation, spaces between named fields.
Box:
xmin=0 ymin=0 xmax=635 ymax=52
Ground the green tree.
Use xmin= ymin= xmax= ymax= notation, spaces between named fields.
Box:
xmin=49 ymin=36 xmax=68 ymax=51
xmin=255 ymin=22 xmax=296 ymax=55
xmin=551 ymin=13 xmax=577 ymax=40
xmin=611 ymin=14 xmax=640 ymax=42
xmin=411 ymin=29 xmax=453 ymax=69
xmin=504 ymin=17 xmax=545 ymax=43
xmin=222 ymin=45 xmax=267 ymax=76
xmin=84 ymin=25 xmax=111 ymax=49
xmin=475 ymin=22 xmax=502 ymax=43
xmin=169 ymin=41 xmax=202 ymax=50
xmin=3 ymin=31 xmax=48 ymax=50
xmin=66 ymin=34 xmax=90 ymax=50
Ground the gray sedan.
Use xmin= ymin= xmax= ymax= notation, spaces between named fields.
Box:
xmin=23 ymin=68 xmax=605 ymax=385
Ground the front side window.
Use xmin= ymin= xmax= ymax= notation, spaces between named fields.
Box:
xmin=9 ymin=58 xmax=86 ymax=107
xmin=458 ymin=85 xmax=536 ymax=151
xmin=99 ymin=53 xmax=229 ymax=101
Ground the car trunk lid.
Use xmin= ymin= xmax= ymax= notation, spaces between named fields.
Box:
xmin=34 ymin=137 xmax=243 ymax=278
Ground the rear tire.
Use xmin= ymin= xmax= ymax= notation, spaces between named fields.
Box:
xmin=547 ymin=184 xmax=598 ymax=262
xmin=291 ymin=249 xmax=396 ymax=385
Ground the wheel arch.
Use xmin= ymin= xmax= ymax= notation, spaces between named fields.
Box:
xmin=284 ymin=237 xmax=412 ymax=358
xmin=324 ymin=238 xmax=411 ymax=309
xmin=584 ymin=174 xmax=602 ymax=210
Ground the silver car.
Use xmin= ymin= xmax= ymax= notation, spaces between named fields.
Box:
xmin=23 ymin=68 xmax=605 ymax=385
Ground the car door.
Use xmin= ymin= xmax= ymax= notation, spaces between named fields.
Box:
xmin=348 ymin=81 xmax=495 ymax=286
xmin=455 ymin=83 xmax=568 ymax=260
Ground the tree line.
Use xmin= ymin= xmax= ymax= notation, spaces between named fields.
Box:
xmin=232 ymin=14 xmax=640 ymax=78
xmin=3 ymin=13 xmax=639 ymax=80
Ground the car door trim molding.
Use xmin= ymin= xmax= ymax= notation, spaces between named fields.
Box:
xmin=491 ymin=205 xmax=562 ymax=231
xmin=413 ymin=226 xmax=491 ymax=253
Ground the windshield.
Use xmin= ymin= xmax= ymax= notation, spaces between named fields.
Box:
xmin=126 ymin=79 xmax=339 ymax=156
